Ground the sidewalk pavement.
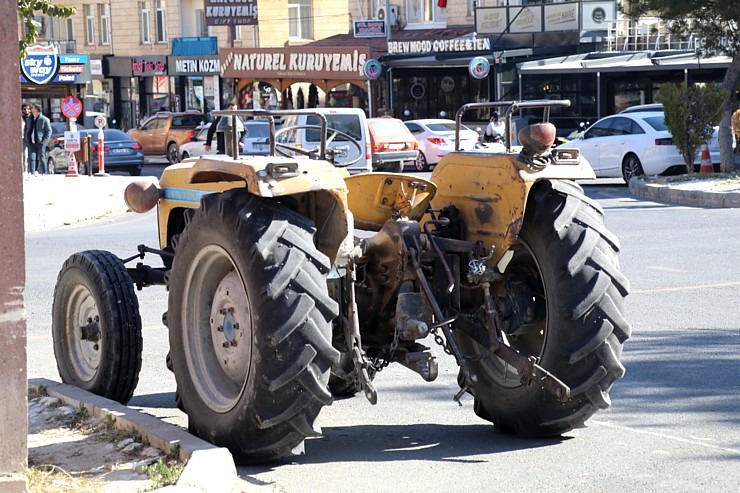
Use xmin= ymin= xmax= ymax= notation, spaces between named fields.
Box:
xmin=23 ymin=172 xmax=244 ymax=492
xmin=23 ymin=173 xmax=147 ymax=232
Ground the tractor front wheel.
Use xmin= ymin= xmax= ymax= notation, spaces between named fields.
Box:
xmin=168 ymin=190 xmax=339 ymax=463
xmin=52 ymin=250 xmax=143 ymax=404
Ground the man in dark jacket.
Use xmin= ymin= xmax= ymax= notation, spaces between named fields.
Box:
xmin=26 ymin=104 xmax=53 ymax=175
xmin=205 ymin=102 xmax=239 ymax=154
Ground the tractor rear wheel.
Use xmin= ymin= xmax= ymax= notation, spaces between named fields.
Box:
xmin=52 ymin=250 xmax=143 ymax=404
xmin=457 ymin=180 xmax=631 ymax=437
xmin=168 ymin=190 xmax=340 ymax=463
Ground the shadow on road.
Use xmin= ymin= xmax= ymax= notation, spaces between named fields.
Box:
xmin=242 ymin=422 xmax=568 ymax=471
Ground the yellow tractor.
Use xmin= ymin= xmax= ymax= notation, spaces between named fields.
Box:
xmin=52 ymin=101 xmax=630 ymax=463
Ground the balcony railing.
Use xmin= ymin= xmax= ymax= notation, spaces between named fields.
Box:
xmin=606 ymin=18 xmax=700 ymax=52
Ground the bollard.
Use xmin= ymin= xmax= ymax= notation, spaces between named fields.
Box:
xmin=95 ymin=128 xmax=108 ymax=176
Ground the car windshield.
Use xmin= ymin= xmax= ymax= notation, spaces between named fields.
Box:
xmin=426 ymin=122 xmax=457 ymax=132
xmin=306 ymin=115 xmax=362 ymax=141
xmin=369 ymin=119 xmax=408 ymax=137
xmin=171 ymin=115 xmax=206 ymax=126
xmin=245 ymin=123 xmax=269 ymax=139
xmin=641 ymin=116 xmax=667 ymax=131
xmin=81 ymin=129 xmax=131 ymax=141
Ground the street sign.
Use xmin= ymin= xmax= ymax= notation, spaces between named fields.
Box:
xmin=61 ymin=96 xmax=82 ymax=119
xmin=64 ymin=131 xmax=80 ymax=152
xmin=94 ymin=114 xmax=107 ymax=129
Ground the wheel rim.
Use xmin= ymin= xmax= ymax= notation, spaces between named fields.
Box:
xmin=169 ymin=145 xmax=179 ymax=163
xmin=471 ymin=240 xmax=548 ymax=389
xmin=415 ymin=153 xmax=426 ymax=171
xmin=63 ymin=285 xmax=103 ymax=382
xmin=182 ymin=245 xmax=253 ymax=413
xmin=623 ymin=156 xmax=640 ymax=181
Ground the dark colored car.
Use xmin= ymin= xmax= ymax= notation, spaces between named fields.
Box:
xmin=47 ymin=122 xmax=88 ymax=160
xmin=48 ymin=129 xmax=144 ymax=176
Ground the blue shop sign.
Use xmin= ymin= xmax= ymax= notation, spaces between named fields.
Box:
xmin=20 ymin=50 xmax=91 ymax=84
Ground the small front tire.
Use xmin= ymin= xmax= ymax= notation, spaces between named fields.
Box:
xmin=52 ymin=250 xmax=143 ymax=404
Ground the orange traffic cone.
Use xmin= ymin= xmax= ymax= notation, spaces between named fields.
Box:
xmin=699 ymin=143 xmax=713 ymax=173
xmin=66 ymin=152 xmax=79 ymax=177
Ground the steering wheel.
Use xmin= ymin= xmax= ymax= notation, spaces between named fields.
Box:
xmin=274 ymin=124 xmax=364 ymax=167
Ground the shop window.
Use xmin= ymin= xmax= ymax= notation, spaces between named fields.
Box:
xmin=100 ymin=4 xmax=111 ymax=46
xmin=407 ymin=0 xmax=447 ymax=26
xmin=288 ymin=0 xmax=312 ymax=40
xmin=85 ymin=5 xmax=96 ymax=45
xmin=155 ymin=0 xmax=167 ymax=44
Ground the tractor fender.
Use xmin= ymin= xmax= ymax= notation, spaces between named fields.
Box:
xmin=427 ymin=149 xmax=594 ymax=265
xmin=157 ymin=155 xmax=352 ymax=263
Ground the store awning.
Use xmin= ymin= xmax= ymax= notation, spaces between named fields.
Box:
xmin=519 ymin=50 xmax=732 ymax=74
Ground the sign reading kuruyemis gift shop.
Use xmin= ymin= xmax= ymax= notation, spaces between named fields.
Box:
xmin=219 ymin=47 xmax=372 ymax=110
xmin=204 ymin=0 xmax=257 ymax=26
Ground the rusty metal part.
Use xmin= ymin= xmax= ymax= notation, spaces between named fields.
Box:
xmin=479 ymin=282 xmax=571 ymax=403
xmin=347 ymin=257 xmax=378 ymax=404
xmin=395 ymin=347 xmax=438 ymax=382
xmin=423 ymin=219 xmax=455 ymax=293
xmin=407 ymin=248 xmax=476 ymax=404
xmin=395 ymin=292 xmax=432 ymax=340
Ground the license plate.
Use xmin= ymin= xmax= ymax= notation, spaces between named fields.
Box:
xmin=254 ymin=143 xmax=267 ymax=150
xmin=111 ymin=148 xmax=129 ymax=154
xmin=333 ymin=145 xmax=349 ymax=157
xmin=387 ymin=143 xmax=405 ymax=150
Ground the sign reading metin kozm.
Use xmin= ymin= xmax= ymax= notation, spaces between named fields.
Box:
xmin=204 ymin=0 xmax=258 ymax=26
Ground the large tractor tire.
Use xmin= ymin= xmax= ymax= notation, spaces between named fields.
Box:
xmin=457 ymin=180 xmax=631 ymax=437
xmin=168 ymin=190 xmax=340 ymax=463
xmin=52 ymin=250 xmax=143 ymax=404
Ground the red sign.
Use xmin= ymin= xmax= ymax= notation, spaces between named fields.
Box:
xmin=61 ymin=96 xmax=82 ymax=118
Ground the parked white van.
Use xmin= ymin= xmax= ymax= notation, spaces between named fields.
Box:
xmin=275 ymin=108 xmax=372 ymax=174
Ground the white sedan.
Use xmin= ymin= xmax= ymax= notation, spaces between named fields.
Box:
xmin=179 ymin=120 xmax=271 ymax=160
xmin=404 ymin=119 xmax=480 ymax=171
xmin=558 ymin=111 xmax=723 ymax=182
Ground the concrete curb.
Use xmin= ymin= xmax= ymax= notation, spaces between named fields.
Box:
xmin=29 ymin=378 xmax=238 ymax=493
xmin=628 ymin=176 xmax=740 ymax=208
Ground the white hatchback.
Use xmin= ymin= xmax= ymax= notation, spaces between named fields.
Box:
xmin=558 ymin=111 xmax=725 ymax=182
xmin=403 ymin=119 xmax=480 ymax=171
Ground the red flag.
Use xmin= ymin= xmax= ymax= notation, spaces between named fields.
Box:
xmin=437 ymin=0 xmax=447 ymax=8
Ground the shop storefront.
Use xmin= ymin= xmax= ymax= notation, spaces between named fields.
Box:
xmin=381 ymin=32 xmax=497 ymax=121
xmin=219 ymin=47 xmax=372 ymax=114
xmin=105 ymin=55 xmax=172 ymax=130
xmin=168 ymin=55 xmax=222 ymax=114
xmin=20 ymin=46 xmax=92 ymax=122
xmin=518 ymin=51 xmax=734 ymax=133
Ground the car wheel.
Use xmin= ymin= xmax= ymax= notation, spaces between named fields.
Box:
xmin=414 ymin=152 xmax=429 ymax=172
xmin=167 ymin=143 xmax=180 ymax=164
xmin=622 ymin=154 xmax=644 ymax=183
xmin=129 ymin=167 xmax=142 ymax=176
xmin=47 ymin=156 xmax=56 ymax=174
xmin=181 ymin=151 xmax=190 ymax=160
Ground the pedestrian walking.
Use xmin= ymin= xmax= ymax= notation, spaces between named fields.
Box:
xmin=25 ymin=104 xmax=52 ymax=176
xmin=21 ymin=103 xmax=31 ymax=174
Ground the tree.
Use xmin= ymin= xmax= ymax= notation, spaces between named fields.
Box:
xmin=656 ymin=83 xmax=729 ymax=173
xmin=624 ymin=1 xmax=740 ymax=173
xmin=18 ymin=0 xmax=75 ymax=57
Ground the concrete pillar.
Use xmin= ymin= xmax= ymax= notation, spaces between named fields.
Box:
xmin=0 ymin=0 xmax=28 ymax=491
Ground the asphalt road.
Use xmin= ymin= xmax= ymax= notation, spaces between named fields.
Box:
xmin=25 ymin=175 xmax=740 ymax=492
